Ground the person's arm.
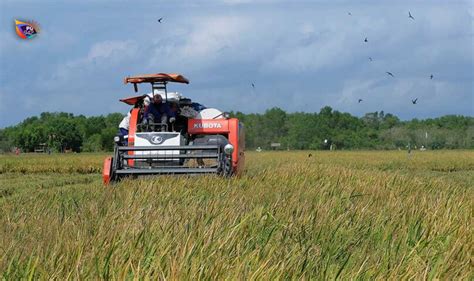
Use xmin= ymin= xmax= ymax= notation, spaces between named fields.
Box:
xmin=144 ymin=104 xmax=151 ymax=117
xmin=144 ymin=104 xmax=158 ymax=122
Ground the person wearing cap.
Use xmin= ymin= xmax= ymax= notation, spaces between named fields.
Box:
xmin=144 ymin=94 xmax=176 ymax=131
xmin=143 ymin=91 xmax=181 ymax=107
xmin=143 ymin=92 xmax=155 ymax=107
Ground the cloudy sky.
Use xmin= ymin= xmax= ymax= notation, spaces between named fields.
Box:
xmin=0 ymin=0 xmax=472 ymax=127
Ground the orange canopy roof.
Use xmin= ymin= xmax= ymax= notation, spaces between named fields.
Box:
xmin=124 ymin=73 xmax=189 ymax=84
xmin=119 ymin=94 xmax=145 ymax=105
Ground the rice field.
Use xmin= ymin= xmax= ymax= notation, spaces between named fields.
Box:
xmin=0 ymin=151 xmax=472 ymax=279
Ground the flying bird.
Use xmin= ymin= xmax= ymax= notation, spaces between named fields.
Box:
xmin=251 ymin=83 xmax=255 ymax=89
xmin=408 ymin=12 xmax=415 ymax=20
xmin=158 ymin=17 xmax=163 ymax=23
xmin=430 ymin=74 xmax=434 ymax=79
xmin=364 ymin=37 xmax=368 ymax=43
xmin=412 ymin=98 xmax=418 ymax=104
xmin=358 ymin=99 xmax=363 ymax=103
xmin=386 ymin=72 xmax=394 ymax=77
xmin=348 ymin=12 xmax=352 ymax=16
xmin=308 ymin=153 xmax=312 ymax=158
xmin=369 ymin=57 xmax=373 ymax=61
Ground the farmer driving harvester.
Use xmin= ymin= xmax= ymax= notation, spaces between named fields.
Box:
xmin=143 ymin=93 xmax=176 ymax=131
xmin=103 ymin=72 xmax=245 ymax=184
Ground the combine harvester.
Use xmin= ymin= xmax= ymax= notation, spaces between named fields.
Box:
xmin=103 ymin=73 xmax=245 ymax=184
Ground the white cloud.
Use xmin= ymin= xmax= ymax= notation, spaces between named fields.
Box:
xmin=22 ymin=40 xmax=140 ymax=115
xmin=181 ymin=16 xmax=249 ymax=58
xmin=48 ymin=40 xmax=138 ymax=82
xmin=86 ymin=40 xmax=137 ymax=61
xmin=145 ymin=15 xmax=254 ymax=72
xmin=70 ymin=40 xmax=139 ymax=68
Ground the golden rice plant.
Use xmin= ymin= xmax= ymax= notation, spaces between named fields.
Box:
xmin=0 ymin=150 xmax=472 ymax=279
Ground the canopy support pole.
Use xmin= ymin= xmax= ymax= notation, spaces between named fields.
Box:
xmin=151 ymin=81 xmax=168 ymax=102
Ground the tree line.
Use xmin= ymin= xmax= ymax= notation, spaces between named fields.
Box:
xmin=0 ymin=112 xmax=122 ymax=153
xmin=233 ymin=107 xmax=473 ymax=150
xmin=0 ymin=107 xmax=472 ymax=153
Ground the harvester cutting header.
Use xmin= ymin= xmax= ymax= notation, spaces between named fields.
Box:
xmin=103 ymin=73 xmax=245 ymax=184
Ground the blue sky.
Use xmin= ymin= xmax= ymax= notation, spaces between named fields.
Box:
xmin=0 ymin=0 xmax=472 ymax=128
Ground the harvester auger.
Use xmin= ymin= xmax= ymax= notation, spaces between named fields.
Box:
xmin=103 ymin=73 xmax=245 ymax=184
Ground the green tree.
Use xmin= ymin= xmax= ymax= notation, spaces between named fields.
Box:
xmin=82 ymin=134 xmax=103 ymax=152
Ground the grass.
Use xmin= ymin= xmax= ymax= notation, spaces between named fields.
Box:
xmin=0 ymin=151 xmax=472 ymax=279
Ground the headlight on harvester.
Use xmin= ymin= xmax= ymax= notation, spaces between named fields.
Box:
xmin=114 ymin=136 xmax=121 ymax=143
xmin=224 ymin=144 xmax=234 ymax=155
xmin=223 ymin=112 xmax=230 ymax=119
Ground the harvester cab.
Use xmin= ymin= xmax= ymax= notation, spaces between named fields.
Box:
xmin=103 ymin=73 xmax=245 ymax=184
